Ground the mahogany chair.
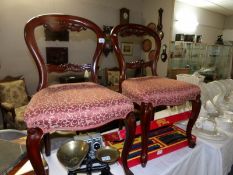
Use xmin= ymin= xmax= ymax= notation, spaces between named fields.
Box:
xmin=24 ymin=14 xmax=136 ymax=175
xmin=111 ymin=24 xmax=201 ymax=167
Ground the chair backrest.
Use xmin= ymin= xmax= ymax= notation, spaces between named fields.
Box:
xmin=111 ymin=24 xmax=161 ymax=91
xmin=24 ymin=14 xmax=105 ymax=91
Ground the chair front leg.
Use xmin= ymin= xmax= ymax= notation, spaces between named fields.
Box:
xmin=140 ymin=102 xmax=153 ymax=167
xmin=27 ymin=127 xmax=47 ymax=175
xmin=187 ymin=95 xmax=201 ymax=148
xmin=122 ymin=112 xmax=136 ymax=175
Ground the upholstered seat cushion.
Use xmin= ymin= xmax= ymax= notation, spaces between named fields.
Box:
xmin=122 ymin=76 xmax=201 ymax=106
xmin=24 ymin=82 xmax=134 ymax=133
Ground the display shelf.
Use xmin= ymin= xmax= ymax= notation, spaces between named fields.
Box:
xmin=168 ymin=41 xmax=232 ymax=81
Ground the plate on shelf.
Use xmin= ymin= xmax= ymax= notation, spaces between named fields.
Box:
xmin=193 ymin=127 xmax=227 ymax=141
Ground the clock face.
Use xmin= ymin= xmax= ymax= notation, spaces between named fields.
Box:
xmin=123 ymin=12 xmax=128 ymax=19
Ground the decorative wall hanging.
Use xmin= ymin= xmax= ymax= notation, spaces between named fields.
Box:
xmin=121 ymin=42 xmax=133 ymax=56
xmin=157 ymin=8 xmax=164 ymax=40
xmin=103 ymin=25 xmax=113 ymax=57
xmin=142 ymin=39 xmax=152 ymax=52
xmin=46 ymin=47 xmax=68 ymax=65
xmin=161 ymin=44 xmax=168 ymax=62
xmin=147 ymin=22 xmax=157 ymax=31
xmin=44 ymin=28 xmax=69 ymax=41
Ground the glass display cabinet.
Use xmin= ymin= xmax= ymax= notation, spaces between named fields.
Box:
xmin=168 ymin=41 xmax=232 ymax=81
xmin=199 ymin=45 xmax=232 ymax=81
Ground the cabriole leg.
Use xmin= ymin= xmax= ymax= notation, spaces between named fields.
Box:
xmin=27 ymin=127 xmax=47 ymax=175
xmin=122 ymin=112 xmax=136 ymax=175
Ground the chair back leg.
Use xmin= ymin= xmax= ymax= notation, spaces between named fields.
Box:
xmin=187 ymin=95 xmax=201 ymax=147
xmin=44 ymin=133 xmax=51 ymax=156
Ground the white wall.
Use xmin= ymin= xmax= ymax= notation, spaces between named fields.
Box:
xmin=223 ymin=15 xmax=233 ymax=41
xmin=173 ymin=1 xmax=225 ymax=44
xmin=0 ymin=0 xmax=143 ymax=94
xmin=143 ymin=0 xmax=175 ymax=76
xmin=224 ymin=15 xmax=233 ymax=29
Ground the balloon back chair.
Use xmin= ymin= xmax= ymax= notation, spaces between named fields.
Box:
xmin=111 ymin=24 xmax=201 ymax=167
xmin=24 ymin=14 xmax=136 ymax=175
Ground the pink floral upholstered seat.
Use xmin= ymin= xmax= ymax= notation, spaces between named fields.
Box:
xmin=111 ymin=23 xmax=201 ymax=167
xmin=122 ymin=76 xmax=200 ymax=106
xmin=24 ymin=14 xmax=136 ymax=175
xmin=25 ymin=82 xmax=133 ymax=133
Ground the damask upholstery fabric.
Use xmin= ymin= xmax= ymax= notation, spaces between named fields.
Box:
xmin=122 ymin=76 xmax=201 ymax=106
xmin=0 ymin=80 xmax=29 ymax=108
xmin=24 ymin=82 xmax=134 ymax=133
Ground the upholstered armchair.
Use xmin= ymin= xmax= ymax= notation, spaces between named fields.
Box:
xmin=0 ymin=76 xmax=29 ymax=130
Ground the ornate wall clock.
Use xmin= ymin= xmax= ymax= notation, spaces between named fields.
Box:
xmin=120 ymin=8 xmax=129 ymax=25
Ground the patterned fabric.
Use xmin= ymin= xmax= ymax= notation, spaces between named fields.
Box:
xmin=107 ymin=71 xmax=120 ymax=85
xmin=0 ymin=80 xmax=29 ymax=108
xmin=24 ymin=82 xmax=134 ymax=133
xmin=14 ymin=105 xmax=27 ymax=129
xmin=122 ymin=76 xmax=201 ymax=106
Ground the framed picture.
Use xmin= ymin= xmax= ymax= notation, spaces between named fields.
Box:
xmin=121 ymin=42 xmax=133 ymax=55
xmin=44 ymin=28 xmax=69 ymax=41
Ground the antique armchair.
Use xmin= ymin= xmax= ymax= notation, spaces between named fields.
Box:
xmin=0 ymin=76 xmax=29 ymax=130
xmin=111 ymin=24 xmax=201 ymax=167
xmin=24 ymin=14 xmax=136 ymax=175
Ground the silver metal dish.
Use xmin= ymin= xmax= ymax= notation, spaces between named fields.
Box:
xmin=57 ymin=140 xmax=89 ymax=170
